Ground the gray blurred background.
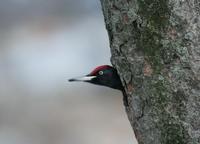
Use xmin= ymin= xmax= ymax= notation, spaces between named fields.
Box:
xmin=0 ymin=0 xmax=137 ymax=144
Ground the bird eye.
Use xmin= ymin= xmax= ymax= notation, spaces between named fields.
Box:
xmin=98 ymin=71 xmax=104 ymax=75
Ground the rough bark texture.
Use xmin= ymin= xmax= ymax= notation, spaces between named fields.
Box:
xmin=100 ymin=0 xmax=200 ymax=144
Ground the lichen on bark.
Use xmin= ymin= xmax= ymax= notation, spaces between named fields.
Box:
xmin=100 ymin=0 xmax=200 ymax=144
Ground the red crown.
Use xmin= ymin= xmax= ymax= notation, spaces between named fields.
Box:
xmin=90 ymin=65 xmax=112 ymax=75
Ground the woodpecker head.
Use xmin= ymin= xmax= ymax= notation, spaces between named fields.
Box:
xmin=69 ymin=65 xmax=123 ymax=90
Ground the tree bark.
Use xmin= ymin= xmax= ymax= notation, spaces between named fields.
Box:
xmin=100 ymin=0 xmax=200 ymax=143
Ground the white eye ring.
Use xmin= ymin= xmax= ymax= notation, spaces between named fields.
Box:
xmin=99 ymin=71 xmax=104 ymax=75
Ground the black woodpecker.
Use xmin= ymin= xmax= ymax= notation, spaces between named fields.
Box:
xmin=69 ymin=65 xmax=128 ymax=106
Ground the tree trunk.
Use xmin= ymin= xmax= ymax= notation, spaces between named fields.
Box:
xmin=100 ymin=0 xmax=200 ymax=143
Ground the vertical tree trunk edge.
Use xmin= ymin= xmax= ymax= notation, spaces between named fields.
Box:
xmin=100 ymin=0 xmax=200 ymax=144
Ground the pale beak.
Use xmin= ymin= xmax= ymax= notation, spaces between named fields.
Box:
xmin=68 ymin=75 xmax=96 ymax=82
